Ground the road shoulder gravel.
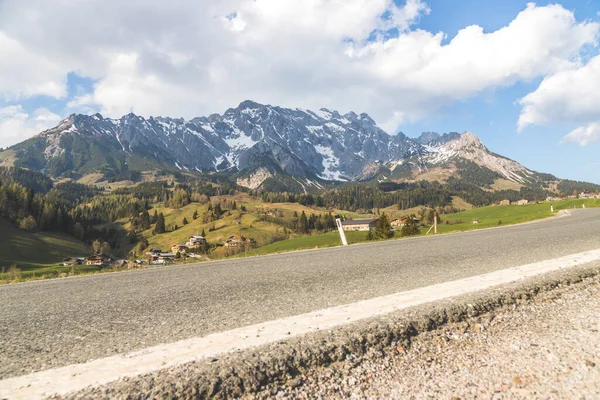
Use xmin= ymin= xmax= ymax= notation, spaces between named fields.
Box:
xmin=61 ymin=262 xmax=600 ymax=399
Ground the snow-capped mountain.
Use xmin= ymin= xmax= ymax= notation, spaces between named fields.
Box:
xmin=5 ymin=100 xmax=546 ymax=190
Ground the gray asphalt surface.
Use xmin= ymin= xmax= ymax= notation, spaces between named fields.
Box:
xmin=1 ymin=209 xmax=600 ymax=379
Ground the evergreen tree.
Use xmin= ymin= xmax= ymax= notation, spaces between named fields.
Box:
xmin=193 ymin=209 xmax=198 ymax=220
xmin=298 ymin=211 xmax=309 ymax=234
xmin=182 ymin=217 xmax=189 ymax=225
xmin=374 ymin=212 xmax=394 ymax=239
xmin=154 ymin=212 xmax=166 ymax=234
xmin=400 ymin=217 xmax=420 ymax=237
xmin=201 ymin=228 xmax=206 ymax=237
xmin=201 ymin=240 xmax=210 ymax=254
xmin=214 ymin=203 xmax=222 ymax=217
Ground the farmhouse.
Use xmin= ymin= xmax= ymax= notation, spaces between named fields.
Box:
xmin=340 ymin=218 xmax=378 ymax=231
xmin=391 ymin=216 xmax=421 ymax=228
xmin=499 ymin=199 xmax=511 ymax=206
xmin=224 ymin=235 xmax=256 ymax=248
xmin=62 ymin=257 xmax=85 ymax=266
xmin=580 ymin=192 xmax=599 ymax=199
xmin=85 ymin=255 xmax=109 ymax=267
xmin=390 ymin=219 xmax=402 ymax=228
xmin=516 ymin=199 xmax=529 ymax=206
xmin=171 ymin=244 xmax=188 ymax=253
xmin=158 ymin=253 xmax=175 ymax=263
xmin=187 ymin=236 xmax=205 ymax=248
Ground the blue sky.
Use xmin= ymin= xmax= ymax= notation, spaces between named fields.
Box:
xmin=397 ymin=0 xmax=600 ymax=183
xmin=0 ymin=0 xmax=599 ymax=183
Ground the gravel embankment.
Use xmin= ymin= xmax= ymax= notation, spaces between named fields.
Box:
xmin=249 ymin=270 xmax=600 ymax=399
xmin=62 ymin=263 xmax=600 ymax=400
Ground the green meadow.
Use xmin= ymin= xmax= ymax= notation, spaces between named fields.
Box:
xmin=237 ymin=198 xmax=600 ymax=257
xmin=438 ymin=198 xmax=600 ymax=233
xmin=0 ymin=217 xmax=93 ymax=281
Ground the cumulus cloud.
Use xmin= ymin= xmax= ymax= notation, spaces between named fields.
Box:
xmin=0 ymin=106 xmax=61 ymax=148
xmin=0 ymin=33 xmax=66 ymax=99
xmin=561 ymin=123 xmax=600 ymax=146
xmin=0 ymin=0 xmax=597 ymax=135
xmin=518 ymin=54 xmax=600 ymax=144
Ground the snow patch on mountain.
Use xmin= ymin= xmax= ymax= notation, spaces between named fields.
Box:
xmin=315 ymin=144 xmax=344 ymax=181
xmin=20 ymin=101 xmax=540 ymax=188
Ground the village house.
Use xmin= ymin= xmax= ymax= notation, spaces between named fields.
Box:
xmin=224 ymin=235 xmax=256 ymax=248
xmin=171 ymin=244 xmax=188 ymax=254
xmin=62 ymin=257 xmax=85 ymax=266
xmin=148 ymin=252 xmax=176 ymax=264
xmin=149 ymin=248 xmax=162 ymax=255
xmin=186 ymin=236 xmax=205 ymax=248
xmin=579 ymin=192 xmax=599 ymax=199
xmin=225 ymin=235 xmax=245 ymax=247
xmin=340 ymin=218 xmax=378 ymax=232
xmin=157 ymin=253 xmax=175 ymax=264
xmin=390 ymin=216 xmax=421 ymax=229
xmin=499 ymin=199 xmax=511 ymax=206
xmin=85 ymin=255 xmax=109 ymax=267
xmin=516 ymin=199 xmax=529 ymax=206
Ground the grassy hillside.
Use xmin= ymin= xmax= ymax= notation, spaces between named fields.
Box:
xmin=133 ymin=194 xmax=379 ymax=259
xmin=242 ymin=230 xmax=369 ymax=257
xmin=241 ymin=198 xmax=600 ymax=257
xmin=139 ymin=196 xmax=600 ymax=261
xmin=438 ymin=198 xmax=600 ymax=233
xmin=0 ymin=217 xmax=92 ymax=280
xmin=140 ymin=204 xmax=284 ymax=254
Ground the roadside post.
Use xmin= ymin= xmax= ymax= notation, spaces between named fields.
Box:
xmin=434 ymin=211 xmax=438 ymax=234
xmin=335 ymin=218 xmax=348 ymax=246
xmin=551 ymin=204 xmax=554 ymax=213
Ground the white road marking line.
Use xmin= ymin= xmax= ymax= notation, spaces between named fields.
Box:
xmin=2 ymin=249 xmax=600 ymax=400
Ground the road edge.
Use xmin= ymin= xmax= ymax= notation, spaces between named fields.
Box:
xmin=62 ymin=261 xmax=600 ymax=399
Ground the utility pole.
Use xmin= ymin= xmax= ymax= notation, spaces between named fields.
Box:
xmin=434 ymin=211 xmax=438 ymax=234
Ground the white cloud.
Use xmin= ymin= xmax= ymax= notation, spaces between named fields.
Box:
xmin=518 ymin=54 xmax=600 ymax=138
xmin=0 ymin=33 xmax=66 ymax=100
xmin=562 ymin=122 xmax=600 ymax=146
xmin=0 ymin=0 xmax=597 ymax=135
xmin=0 ymin=106 xmax=61 ymax=148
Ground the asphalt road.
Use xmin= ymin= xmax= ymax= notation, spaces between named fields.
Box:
xmin=1 ymin=209 xmax=600 ymax=379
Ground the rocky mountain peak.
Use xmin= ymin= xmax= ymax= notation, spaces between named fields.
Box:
xmin=10 ymin=102 xmax=540 ymax=189
xmin=457 ymin=131 xmax=486 ymax=149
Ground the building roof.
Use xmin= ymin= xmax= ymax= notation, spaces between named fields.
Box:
xmin=340 ymin=218 xmax=378 ymax=225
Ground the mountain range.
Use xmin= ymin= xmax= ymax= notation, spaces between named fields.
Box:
xmin=0 ymin=100 xmax=557 ymax=192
